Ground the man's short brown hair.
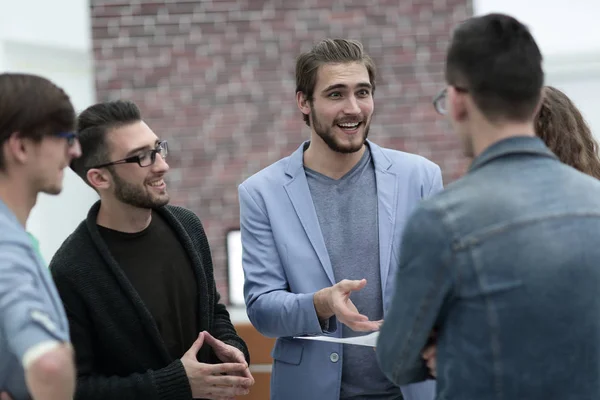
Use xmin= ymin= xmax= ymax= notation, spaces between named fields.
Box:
xmin=0 ymin=73 xmax=75 ymax=170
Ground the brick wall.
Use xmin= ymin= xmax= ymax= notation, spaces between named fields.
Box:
xmin=90 ymin=0 xmax=472 ymax=303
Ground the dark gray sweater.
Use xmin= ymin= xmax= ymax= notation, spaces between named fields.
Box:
xmin=50 ymin=201 xmax=249 ymax=400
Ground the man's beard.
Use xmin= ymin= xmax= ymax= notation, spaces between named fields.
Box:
xmin=110 ymin=169 xmax=169 ymax=209
xmin=311 ymin=107 xmax=369 ymax=154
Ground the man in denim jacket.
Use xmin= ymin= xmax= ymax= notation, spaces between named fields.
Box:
xmin=376 ymin=13 xmax=600 ymax=400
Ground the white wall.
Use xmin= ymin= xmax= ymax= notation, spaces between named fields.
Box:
xmin=0 ymin=0 xmax=98 ymax=264
xmin=0 ymin=0 xmax=92 ymax=52
xmin=474 ymin=0 xmax=600 ymax=140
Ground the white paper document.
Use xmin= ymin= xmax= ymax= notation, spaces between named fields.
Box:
xmin=293 ymin=331 xmax=379 ymax=347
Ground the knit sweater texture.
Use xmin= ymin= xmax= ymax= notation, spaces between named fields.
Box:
xmin=50 ymin=201 xmax=249 ymax=400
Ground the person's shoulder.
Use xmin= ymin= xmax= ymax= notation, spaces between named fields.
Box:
xmin=49 ymin=220 xmax=92 ymax=275
xmin=165 ymin=204 xmax=196 ymax=218
xmin=0 ymin=216 xmax=35 ymax=267
xmin=240 ymin=153 xmax=296 ymax=192
xmin=0 ymin=213 xmax=27 ymax=245
xmin=370 ymin=143 xmax=442 ymax=191
xmin=376 ymin=144 xmax=440 ymax=172
xmin=163 ymin=205 xmax=205 ymax=230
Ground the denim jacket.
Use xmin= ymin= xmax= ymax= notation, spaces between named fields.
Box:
xmin=377 ymin=136 xmax=600 ymax=400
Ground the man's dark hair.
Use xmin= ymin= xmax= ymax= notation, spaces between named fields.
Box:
xmin=0 ymin=73 xmax=75 ymax=170
xmin=445 ymin=13 xmax=544 ymax=122
xmin=71 ymin=100 xmax=141 ymax=187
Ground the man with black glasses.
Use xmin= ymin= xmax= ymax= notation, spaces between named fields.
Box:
xmin=49 ymin=100 xmax=254 ymax=400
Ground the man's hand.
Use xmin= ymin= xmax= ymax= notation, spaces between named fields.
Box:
xmin=1 ymin=392 xmax=13 ymax=400
xmin=422 ymin=344 xmax=437 ymax=378
xmin=202 ymin=331 xmax=254 ymax=381
xmin=314 ymin=279 xmax=382 ymax=332
xmin=181 ymin=332 xmax=254 ymax=399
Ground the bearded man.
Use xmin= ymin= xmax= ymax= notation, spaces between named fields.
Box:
xmin=50 ymin=100 xmax=254 ymax=400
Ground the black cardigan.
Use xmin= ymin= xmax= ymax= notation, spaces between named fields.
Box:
xmin=49 ymin=202 xmax=249 ymax=400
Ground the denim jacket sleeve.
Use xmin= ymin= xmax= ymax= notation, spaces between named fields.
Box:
xmin=376 ymin=202 xmax=453 ymax=386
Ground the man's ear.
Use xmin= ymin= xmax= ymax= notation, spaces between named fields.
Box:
xmin=296 ymin=91 xmax=311 ymax=118
xmin=448 ymin=87 xmax=468 ymax=122
xmin=5 ymin=132 xmax=32 ymax=165
xmin=86 ymin=168 xmax=111 ymax=191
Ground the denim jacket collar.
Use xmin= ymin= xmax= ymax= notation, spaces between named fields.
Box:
xmin=0 ymin=197 xmax=20 ymax=227
xmin=469 ymin=135 xmax=558 ymax=172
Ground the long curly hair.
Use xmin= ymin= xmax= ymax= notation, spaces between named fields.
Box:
xmin=534 ymin=86 xmax=600 ymax=179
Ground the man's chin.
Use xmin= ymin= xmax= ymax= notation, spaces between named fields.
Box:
xmin=329 ymin=138 xmax=366 ymax=154
xmin=152 ymin=194 xmax=170 ymax=208
xmin=41 ymin=185 xmax=62 ymax=196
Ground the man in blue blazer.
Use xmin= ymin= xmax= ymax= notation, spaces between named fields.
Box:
xmin=239 ymin=39 xmax=442 ymax=400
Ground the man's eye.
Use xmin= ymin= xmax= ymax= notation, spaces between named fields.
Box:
xmin=138 ymin=153 xmax=149 ymax=161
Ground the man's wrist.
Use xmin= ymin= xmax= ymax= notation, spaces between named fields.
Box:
xmin=313 ymin=288 xmax=334 ymax=320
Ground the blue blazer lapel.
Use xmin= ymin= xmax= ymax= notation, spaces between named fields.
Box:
xmin=283 ymin=142 xmax=336 ymax=285
xmin=369 ymin=141 xmax=398 ymax=300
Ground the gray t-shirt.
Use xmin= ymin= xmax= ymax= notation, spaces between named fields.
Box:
xmin=305 ymin=147 xmax=401 ymax=399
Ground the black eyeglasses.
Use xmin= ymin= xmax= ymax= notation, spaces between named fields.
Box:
xmin=88 ymin=140 xmax=169 ymax=169
xmin=432 ymin=86 xmax=469 ymax=115
xmin=55 ymin=132 xmax=78 ymax=146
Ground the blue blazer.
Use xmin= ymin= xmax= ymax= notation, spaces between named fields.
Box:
xmin=239 ymin=140 xmax=443 ymax=400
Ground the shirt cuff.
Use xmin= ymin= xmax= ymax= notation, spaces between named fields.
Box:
xmin=22 ymin=340 xmax=62 ymax=369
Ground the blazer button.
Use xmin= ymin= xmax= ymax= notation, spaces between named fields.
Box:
xmin=330 ymin=352 xmax=339 ymax=363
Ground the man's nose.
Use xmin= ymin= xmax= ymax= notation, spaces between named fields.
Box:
xmin=69 ymin=139 xmax=82 ymax=159
xmin=343 ymin=96 xmax=361 ymax=115
xmin=153 ymin=152 xmax=170 ymax=173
